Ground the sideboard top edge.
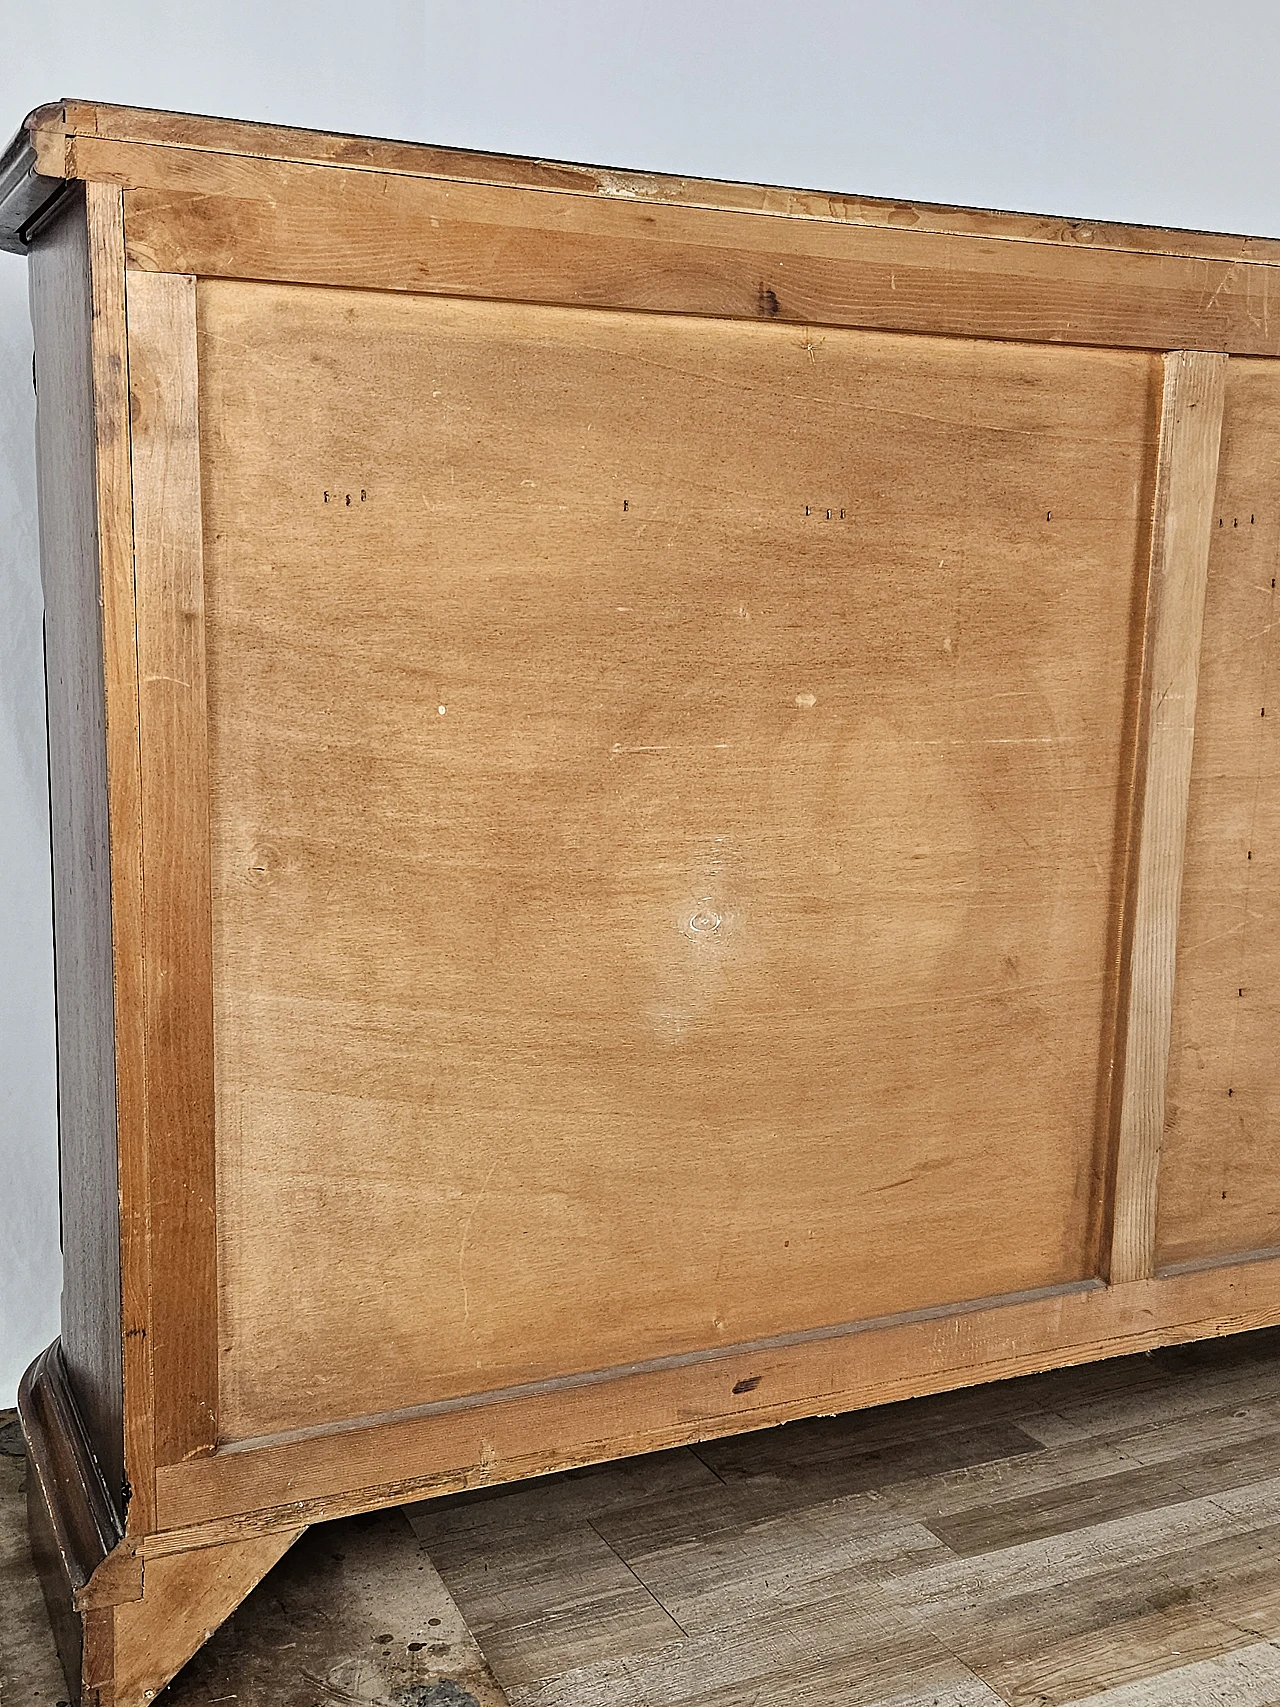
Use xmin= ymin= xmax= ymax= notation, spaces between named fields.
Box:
xmin=8 ymin=96 xmax=1280 ymax=271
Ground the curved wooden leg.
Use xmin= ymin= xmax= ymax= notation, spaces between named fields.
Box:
xmin=20 ymin=1340 xmax=302 ymax=1705
xmin=81 ymin=1531 xmax=302 ymax=1706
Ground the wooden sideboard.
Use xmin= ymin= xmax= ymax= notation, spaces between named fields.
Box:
xmin=4 ymin=99 xmax=1280 ymax=1706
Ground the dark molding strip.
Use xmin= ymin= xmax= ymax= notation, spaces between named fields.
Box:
xmin=17 ymin=1339 xmax=123 ymax=1595
xmin=1157 ymin=1244 xmax=1280 ymax=1280
xmin=0 ymin=120 xmax=71 ymax=253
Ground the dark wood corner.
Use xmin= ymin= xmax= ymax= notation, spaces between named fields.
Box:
xmin=0 ymin=106 xmax=73 ymax=253
xmin=18 ymin=1341 xmax=130 ymax=1699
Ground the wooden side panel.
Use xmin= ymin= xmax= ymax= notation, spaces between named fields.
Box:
xmin=85 ymin=181 xmax=155 ymax=1539
xmin=125 ymin=270 xmax=218 ymax=1465
xmin=1158 ymin=359 xmax=1280 ymax=1267
xmin=1109 ymin=352 xmax=1227 ymax=1284
xmin=27 ymin=188 xmax=126 ymax=1515
xmin=198 ymin=280 xmax=1158 ymax=1444
xmin=30 ymin=97 xmax=1280 ymax=270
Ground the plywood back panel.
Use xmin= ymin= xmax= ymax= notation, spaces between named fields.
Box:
xmin=1157 ymin=358 xmax=1280 ymax=1268
xmin=197 ymin=280 xmax=1158 ymax=1443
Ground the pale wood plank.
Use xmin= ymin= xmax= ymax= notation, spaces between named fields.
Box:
xmin=104 ymin=1528 xmax=301 ymax=1703
xmin=413 ymin=1521 xmax=683 ymax=1688
xmin=100 ymin=137 xmax=1280 ymax=354
xmin=27 ymin=187 xmax=127 ymax=1524
xmin=1058 ymin=1641 xmax=1280 ymax=1707
xmin=903 ymin=1520 xmax=1280 ymax=1706
xmin=1110 ymin=351 xmax=1228 ymax=1285
xmin=126 ymin=269 xmax=219 ymax=1466
xmin=925 ymin=1426 xmax=1280 ymax=1557
xmin=1156 ymin=358 xmax=1280 ymax=1269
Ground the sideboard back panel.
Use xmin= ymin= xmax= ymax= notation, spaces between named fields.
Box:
xmin=197 ymin=279 xmax=1157 ymax=1443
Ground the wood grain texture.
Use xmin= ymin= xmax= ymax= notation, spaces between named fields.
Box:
xmin=95 ymin=138 xmax=1280 ymax=354
xmin=26 ymin=186 xmax=127 ymax=1517
xmin=197 ymin=280 xmax=1153 ymax=1446
xmin=16 ymin=93 xmax=1280 ymax=1701
xmin=98 ymin=1529 xmax=301 ymax=1706
xmin=1157 ymin=359 xmax=1280 ymax=1269
xmin=125 ymin=269 xmax=218 ymax=1466
xmin=25 ymin=97 xmax=1280 ymax=268
xmin=72 ymin=180 xmax=156 ymax=1543
xmin=1109 ymin=352 xmax=1227 ymax=1285
xmin=153 ymin=1254 xmax=1280 ymax=1538
xmin=5 ymin=1443 xmax=499 ymax=1707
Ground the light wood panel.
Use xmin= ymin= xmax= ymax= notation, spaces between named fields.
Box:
xmin=1157 ymin=358 xmax=1280 ymax=1267
xmin=90 ymin=139 xmax=1280 ymax=353
xmin=197 ymin=279 xmax=1156 ymax=1446
xmin=1109 ymin=352 xmax=1227 ymax=1284
xmin=126 ymin=269 xmax=218 ymax=1465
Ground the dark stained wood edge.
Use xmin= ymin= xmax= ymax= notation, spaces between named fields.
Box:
xmin=18 ymin=1342 xmax=125 ymax=1704
xmin=151 ymin=1252 xmax=1280 ymax=1540
xmin=0 ymin=108 xmax=73 ymax=252
xmin=23 ymin=1416 xmax=84 ymax=1701
xmin=80 ymin=179 xmax=157 ymax=1543
xmin=29 ymin=185 xmax=127 ymax=1519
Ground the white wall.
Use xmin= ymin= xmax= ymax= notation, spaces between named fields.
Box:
xmin=0 ymin=0 xmax=427 ymax=1404
xmin=5 ymin=0 xmax=1280 ymax=1402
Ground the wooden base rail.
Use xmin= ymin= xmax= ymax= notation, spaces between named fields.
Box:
xmin=22 ymin=1247 xmax=1280 ymax=1696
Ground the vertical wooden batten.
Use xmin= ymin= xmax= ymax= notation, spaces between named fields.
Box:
xmin=126 ymin=269 xmax=219 ymax=1465
xmin=85 ymin=180 xmax=158 ymax=1539
xmin=1109 ymin=350 xmax=1227 ymax=1285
